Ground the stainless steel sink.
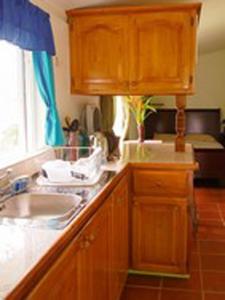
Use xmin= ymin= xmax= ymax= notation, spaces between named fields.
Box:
xmin=0 ymin=193 xmax=83 ymax=229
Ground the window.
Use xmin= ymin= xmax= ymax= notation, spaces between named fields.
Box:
xmin=113 ymin=96 xmax=127 ymax=137
xmin=0 ymin=41 xmax=46 ymax=167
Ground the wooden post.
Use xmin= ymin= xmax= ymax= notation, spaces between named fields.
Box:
xmin=175 ymin=95 xmax=186 ymax=152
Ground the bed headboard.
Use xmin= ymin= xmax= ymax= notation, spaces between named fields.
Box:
xmin=145 ymin=108 xmax=221 ymax=139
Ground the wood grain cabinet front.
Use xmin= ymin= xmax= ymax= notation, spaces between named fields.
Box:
xmin=132 ymin=196 xmax=188 ymax=274
xmin=131 ymin=167 xmax=194 ymax=275
xmin=67 ymin=4 xmax=201 ymax=95
xmin=69 ymin=14 xmax=129 ymax=94
xmin=111 ymin=177 xmax=129 ymax=300
xmin=27 ymin=176 xmax=129 ymax=300
xmin=27 ymin=234 xmax=83 ymax=300
xmin=28 ymin=198 xmax=113 ymax=300
xmin=132 ymin=169 xmax=188 ymax=197
xmin=129 ymin=10 xmax=196 ymax=94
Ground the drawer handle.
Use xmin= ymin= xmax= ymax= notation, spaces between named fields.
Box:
xmin=84 ymin=240 xmax=90 ymax=248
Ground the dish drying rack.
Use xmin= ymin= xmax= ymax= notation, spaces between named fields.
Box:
xmin=37 ymin=147 xmax=104 ymax=186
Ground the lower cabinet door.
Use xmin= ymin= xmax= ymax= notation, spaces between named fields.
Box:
xmin=132 ymin=196 xmax=188 ymax=274
xmin=27 ymin=235 xmax=83 ymax=300
xmin=111 ymin=177 xmax=129 ymax=300
xmin=28 ymin=198 xmax=113 ymax=300
xmin=80 ymin=199 xmax=113 ymax=300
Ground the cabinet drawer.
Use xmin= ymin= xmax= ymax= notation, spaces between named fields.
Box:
xmin=133 ymin=170 xmax=188 ymax=197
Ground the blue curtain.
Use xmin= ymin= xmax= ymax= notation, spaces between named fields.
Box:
xmin=0 ymin=0 xmax=65 ymax=146
xmin=33 ymin=51 xmax=65 ymax=146
xmin=0 ymin=0 xmax=55 ymax=55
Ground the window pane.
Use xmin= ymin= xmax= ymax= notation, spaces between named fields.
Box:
xmin=0 ymin=41 xmax=26 ymax=161
xmin=113 ymin=96 xmax=126 ymax=137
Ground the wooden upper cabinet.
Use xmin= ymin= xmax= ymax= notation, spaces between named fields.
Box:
xmin=69 ymin=14 xmax=129 ymax=94
xmin=67 ymin=4 xmax=201 ymax=95
xmin=129 ymin=10 xmax=196 ymax=94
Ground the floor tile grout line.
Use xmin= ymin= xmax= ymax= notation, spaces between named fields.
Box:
xmin=125 ymin=284 xmax=161 ymax=290
xmin=197 ymin=237 xmax=205 ymax=300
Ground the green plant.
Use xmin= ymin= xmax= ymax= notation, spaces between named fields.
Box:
xmin=124 ymin=95 xmax=156 ymax=125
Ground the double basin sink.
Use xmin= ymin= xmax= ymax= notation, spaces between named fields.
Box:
xmin=0 ymin=171 xmax=115 ymax=229
xmin=0 ymin=192 xmax=84 ymax=229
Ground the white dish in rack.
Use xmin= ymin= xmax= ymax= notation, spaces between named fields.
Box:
xmin=36 ymin=169 xmax=104 ymax=187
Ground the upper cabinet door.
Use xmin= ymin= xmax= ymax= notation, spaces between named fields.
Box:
xmin=129 ymin=11 xmax=196 ymax=94
xmin=70 ymin=14 xmax=129 ymax=94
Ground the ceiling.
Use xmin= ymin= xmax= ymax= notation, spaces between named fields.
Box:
xmin=46 ymin=0 xmax=225 ymax=54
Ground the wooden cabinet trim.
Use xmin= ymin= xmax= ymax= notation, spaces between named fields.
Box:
xmin=67 ymin=4 xmax=201 ymax=17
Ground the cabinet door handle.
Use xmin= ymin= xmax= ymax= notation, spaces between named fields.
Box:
xmin=84 ymin=240 xmax=90 ymax=248
xmin=89 ymin=234 xmax=96 ymax=242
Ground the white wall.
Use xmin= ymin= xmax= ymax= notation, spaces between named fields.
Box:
xmin=31 ymin=0 xmax=99 ymax=126
xmin=153 ymin=48 xmax=225 ymax=120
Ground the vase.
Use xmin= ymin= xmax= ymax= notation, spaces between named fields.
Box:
xmin=137 ymin=124 xmax=145 ymax=143
xmin=68 ymin=132 xmax=78 ymax=161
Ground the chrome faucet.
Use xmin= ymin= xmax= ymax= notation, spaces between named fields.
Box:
xmin=0 ymin=169 xmax=30 ymax=205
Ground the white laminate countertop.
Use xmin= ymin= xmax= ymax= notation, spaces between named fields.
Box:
xmin=0 ymin=225 xmax=61 ymax=299
xmin=120 ymin=141 xmax=195 ymax=165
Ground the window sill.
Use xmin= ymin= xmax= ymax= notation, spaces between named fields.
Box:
xmin=0 ymin=147 xmax=53 ymax=177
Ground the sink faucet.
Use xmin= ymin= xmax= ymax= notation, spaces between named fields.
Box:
xmin=0 ymin=169 xmax=30 ymax=205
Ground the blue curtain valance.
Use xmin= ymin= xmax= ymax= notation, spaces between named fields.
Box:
xmin=0 ymin=0 xmax=55 ymax=55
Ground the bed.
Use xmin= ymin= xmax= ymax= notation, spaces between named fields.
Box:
xmin=144 ymin=109 xmax=225 ymax=180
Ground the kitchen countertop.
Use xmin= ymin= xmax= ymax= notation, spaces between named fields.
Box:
xmin=0 ymin=142 xmax=195 ymax=299
xmin=0 ymin=167 xmax=126 ymax=300
xmin=120 ymin=141 xmax=195 ymax=166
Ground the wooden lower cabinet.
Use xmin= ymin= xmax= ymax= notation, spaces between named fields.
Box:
xmin=27 ymin=234 xmax=83 ymax=300
xmin=28 ymin=176 xmax=129 ymax=300
xmin=131 ymin=167 xmax=193 ymax=275
xmin=28 ymin=199 xmax=112 ymax=300
xmin=111 ymin=177 xmax=129 ymax=300
xmin=132 ymin=196 xmax=188 ymax=274
xmin=79 ymin=199 xmax=113 ymax=300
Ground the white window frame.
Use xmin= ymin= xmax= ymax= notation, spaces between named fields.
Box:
xmin=0 ymin=42 xmax=46 ymax=168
